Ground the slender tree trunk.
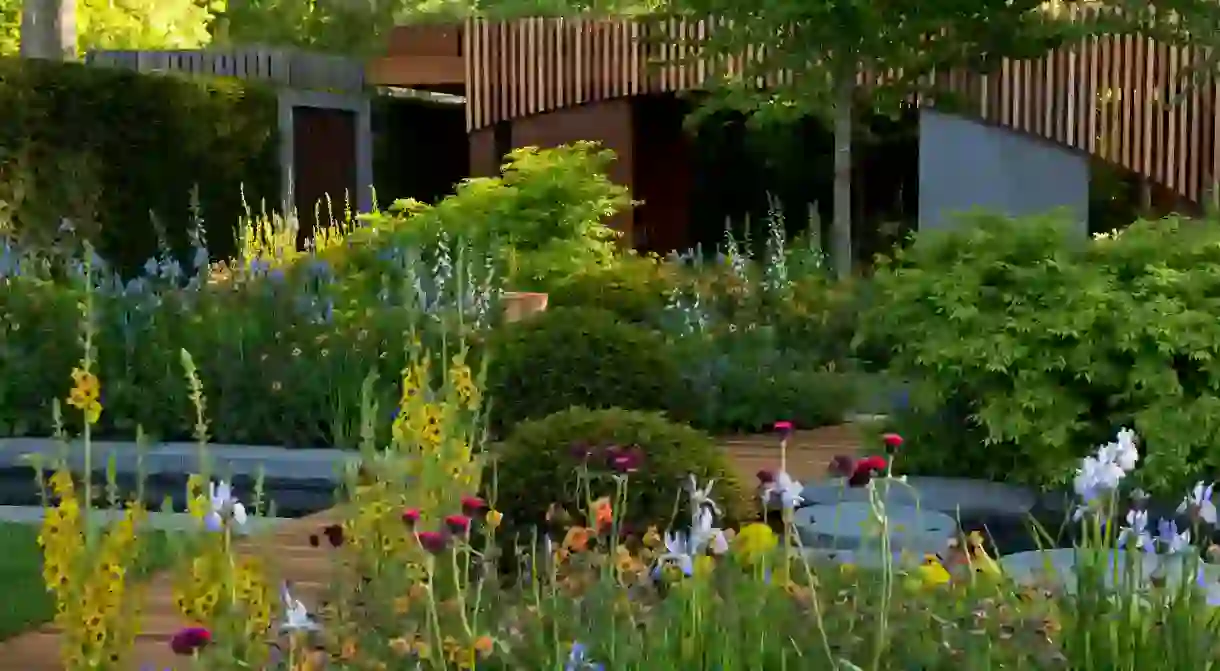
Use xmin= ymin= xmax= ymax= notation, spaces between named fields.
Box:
xmin=20 ymin=0 xmax=75 ymax=60
xmin=831 ymin=73 xmax=854 ymax=280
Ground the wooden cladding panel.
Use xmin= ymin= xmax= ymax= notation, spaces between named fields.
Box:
xmin=462 ymin=17 xmax=1220 ymax=204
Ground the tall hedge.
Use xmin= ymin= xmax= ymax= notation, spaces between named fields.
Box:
xmin=0 ymin=57 xmax=279 ymax=272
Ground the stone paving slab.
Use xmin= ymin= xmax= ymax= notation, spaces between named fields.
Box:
xmin=0 ymin=438 xmax=359 ymax=481
xmin=800 ymin=476 xmax=1037 ymax=518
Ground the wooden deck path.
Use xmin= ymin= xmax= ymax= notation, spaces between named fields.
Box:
xmin=0 ymin=425 xmax=862 ymax=669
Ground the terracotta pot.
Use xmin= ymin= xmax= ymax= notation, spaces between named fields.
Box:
xmin=502 ymin=291 xmax=549 ymax=323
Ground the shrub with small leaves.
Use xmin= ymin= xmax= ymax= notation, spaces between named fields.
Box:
xmin=491 ymin=407 xmax=754 ymax=537
xmin=858 ymin=211 xmax=1220 ymax=496
xmin=486 ymin=306 xmax=687 ymax=432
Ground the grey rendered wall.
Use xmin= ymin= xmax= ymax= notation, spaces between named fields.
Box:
xmin=277 ymin=90 xmax=374 ymax=214
xmin=918 ymin=109 xmax=1088 ymax=234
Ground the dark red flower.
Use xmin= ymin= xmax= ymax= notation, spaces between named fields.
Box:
xmin=756 ymin=469 xmax=775 ymax=484
xmin=417 ymin=530 xmax=449 ymax=554
xmin=170 ymin=626 xmax=212 ymax=655
xmin=774 ymin=420 xmax=794 ymax=436
xmin=445 ymin=514 xmax=471 ymax=534
xmin=569 ymin=441 xmax=596 ymax=460
xmin=460 ymin=496 xmax=487 ymax=516
xmin=321 ymin=524 xmax=344 ymax=547
xmin=401 ymin=508 xmax=421 ymax=527
xmin=882 ymin=433 xmax=904 ymax=453
xmin=308 ymin=534 xmax=320 ymax=548
xmin=848 ymin=456 xmax=889 ymax=487
xmin=857 ymin=456 xmax=888 ymax=472
xmin=606 ymin=444 xmax=643 ymax=473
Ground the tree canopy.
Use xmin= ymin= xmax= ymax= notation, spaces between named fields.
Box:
xmin=1 ymin=0 xmax=217 ymax=56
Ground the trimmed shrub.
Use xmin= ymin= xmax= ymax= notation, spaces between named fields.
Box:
xmin=857 ymin=211 xmax=1220 ymax=496
xmin=486 ymin=306 xmax=687 ymax=432
xmin=490 ymin=407 xmax=755 ymax=535
xmin=0 ymin=58 xmax=279 ymax=273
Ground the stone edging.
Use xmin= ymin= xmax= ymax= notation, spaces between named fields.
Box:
xmin=0 ymin=438 xmax=359 ymax=481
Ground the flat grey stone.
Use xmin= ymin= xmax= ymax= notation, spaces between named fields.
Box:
xmin=800 ymin=477 xmax=1036 ymax=518
xmin=793 ymin=502 xmax=957 ymax=559
xmin=799 ymin=546 xmax=911 ymax=570
xmin=0 ymin=438 xmax=359 ymax=481
xmin=0 ymin=505 xmax=290 ymax=532
xmin=1000 ymin=548 xmax=1159 ymax=593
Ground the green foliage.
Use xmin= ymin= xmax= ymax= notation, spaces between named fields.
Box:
xmin=491 ymin=406 xmax=754 ymax=534
xmin=857 ymin=210 xmax=1220 ymax=496
xmin=544 ymin=253 xmax=680 ymax=327
xmin=0 ymin=259 xmax=419 ymax=448
xmin=668 ymin=331 xmax=857 ymax=433
xmin=486 ymin=306 xmax=686 ymax=432
xmin=0 ymin=0 xmax=215 ymax=57
xmin=355 ymin=143 xmax=629 ymax=291
xmin=0 ymin=58 xmax=278 ymax=272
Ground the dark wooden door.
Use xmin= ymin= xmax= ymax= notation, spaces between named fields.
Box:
xmin=292 ymin=106 xmax=358 ymax=246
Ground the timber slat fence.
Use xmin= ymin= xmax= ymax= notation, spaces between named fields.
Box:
xmin=84 ymin=47 xmax=366 ymax=94
xmin=462 ymin=17 xmax=1218 ymax=204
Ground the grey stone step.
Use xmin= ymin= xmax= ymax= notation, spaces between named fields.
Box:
xmin=0 ymin=438 xmax=359 ymax=481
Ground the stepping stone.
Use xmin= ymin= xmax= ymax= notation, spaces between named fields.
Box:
xmin=800 ymin=476 xmax=1037 ymax=519
xmin=1155 ymin=552 xmax=1216 ymax=589
xmin=1000 ymin=548 xmax=1160 ymax=593
xmin=793 ymin=502 xmax=957 ymax=563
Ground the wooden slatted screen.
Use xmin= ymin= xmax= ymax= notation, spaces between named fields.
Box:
xmin=463 ymin=17 xmax=1218 ymax=204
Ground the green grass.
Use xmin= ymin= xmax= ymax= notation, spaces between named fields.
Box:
xmin=0 ymin=522 xmax=174 ymax=641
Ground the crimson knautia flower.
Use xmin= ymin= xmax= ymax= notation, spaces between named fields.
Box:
xmin=169 ymin=626 xmax=211 ymax=655
xmin=321 ymin=523 xmax=344 ymax=547
xmin=401 ymin=508 xmax=421 ymax=527
xmin=461 ymin=496 xmax=487 ymax=516
xmin=774 ymin=420 xmax=793 ymax=437
xmin=829 ymin=455 xmax=887 ymax=487
xmin=882 ymin=433 xmax=904 ymax=453
xmin=606 ymin=444 xmax=643 ymax=473
xmin=417 ymin=530 xmax=449 ymax=554
xmin=445 ymin=514 xmax=472 ymax=534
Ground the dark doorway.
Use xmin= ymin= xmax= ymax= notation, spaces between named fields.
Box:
xmin=371 ymin=94 xmax=469 ymax=207
xmin=292 ymin=106 xmax=358 ymax=245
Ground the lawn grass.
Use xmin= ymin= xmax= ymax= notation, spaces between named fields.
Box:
xmin=0 ymin=522 xmax=174 ymax=641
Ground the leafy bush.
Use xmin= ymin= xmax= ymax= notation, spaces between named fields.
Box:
xmin=857 ymin=211 xmax=1220 ymax=495
xmin=669 ymin=331 xmax=858 ymax=433
xmin=350 ymin=142 xmax=630 ymax=290
xmin=486 ymin=306 xmax=686 ymax=432
xmin=0 ymin=58 xmax=279 ymax=272
xmin=544 ymin=252 xmax=679 ymax=327
xmin=491 ymin=406 xmax=754 ymax=534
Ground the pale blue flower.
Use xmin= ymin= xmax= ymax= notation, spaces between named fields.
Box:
xmin=565 ymin=642 xmax=604 ymax=671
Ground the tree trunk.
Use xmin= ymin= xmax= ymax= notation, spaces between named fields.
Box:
xmin=831 ymin=74 xmax=854 ymax=280
xmin=20 ymin=0 xmax=75 ymax=61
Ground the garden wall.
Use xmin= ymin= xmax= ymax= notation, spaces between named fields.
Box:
xmin=918 ymin=109 xmax=1089 ymax=234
